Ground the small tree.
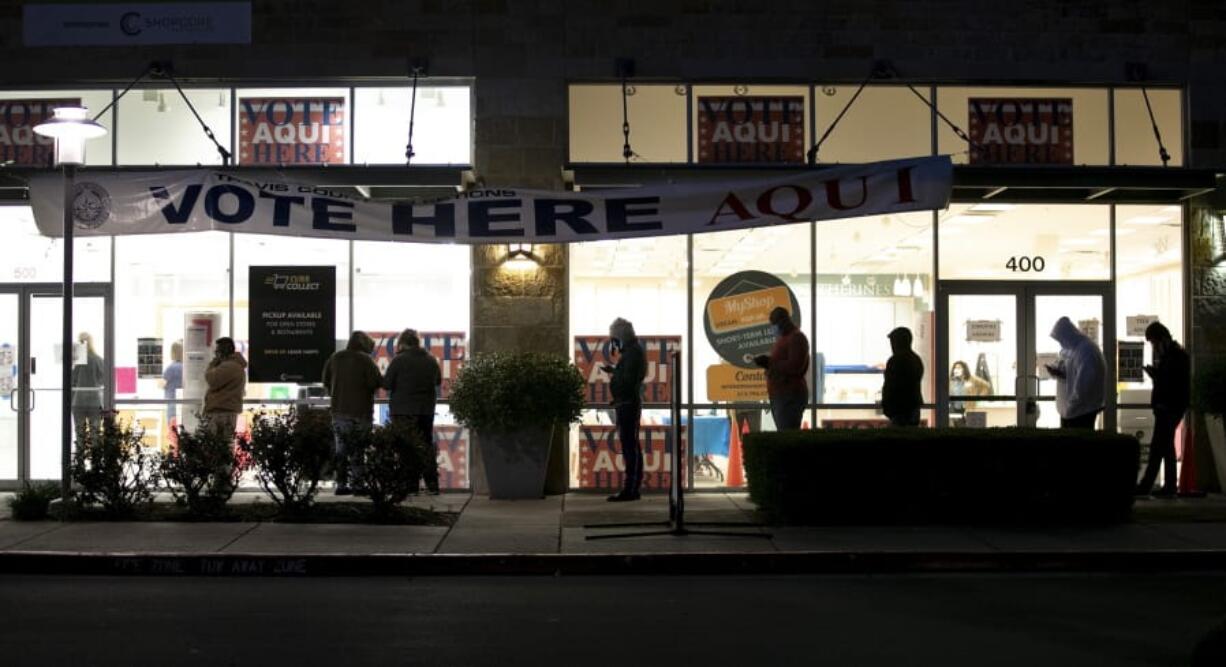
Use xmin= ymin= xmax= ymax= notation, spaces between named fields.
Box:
xmin=71 ymin=412 xmax=158 ymax=517
xmin=241 ymin=408 xmax=334 ymax=513
xmin=345 ymin=420 xmax=429 ymax=516
xmin=160 ymin=421 xmax=243 ymax=517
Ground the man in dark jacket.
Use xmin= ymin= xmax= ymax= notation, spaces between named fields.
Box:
xmin=882 ymin=327 xmax=924 ymax=426
xmin=1137 ymin=321 xmax=1190 ymax=497
xmin=322 ymin=330 xmax=383 ymax=495
xmin=753 ymin=307 xmax=810 ymax=431
xmin=384 ymin=329 xmax=443 ymax=493
xmin=606 ymin=317 xmax=647 ymax=502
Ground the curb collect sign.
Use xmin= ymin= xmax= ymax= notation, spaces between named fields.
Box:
xmin=248 ymin=266 xmax=336 ymax=383
xmin=30 ymin=156 xmax=953 ymax=244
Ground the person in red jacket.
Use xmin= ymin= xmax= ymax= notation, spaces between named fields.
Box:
xmin=753 ymin=307 xmax=810 ymax=431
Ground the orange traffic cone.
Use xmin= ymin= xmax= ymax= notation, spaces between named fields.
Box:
xmin=726 ymin=418 xmax=749 ymax=488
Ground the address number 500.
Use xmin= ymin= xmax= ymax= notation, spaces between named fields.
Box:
xmin=1006 ymin=256 xmax=1045 ymax=272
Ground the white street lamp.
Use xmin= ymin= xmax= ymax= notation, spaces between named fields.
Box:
xmin=33 ymin=105 xmax=108 ymax=502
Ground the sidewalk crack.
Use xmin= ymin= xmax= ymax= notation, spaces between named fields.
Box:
xmin=216 ymin=522 xmax=262 ymax=553
xmin=432 ymin=493 xmax=473 ymax=554
xmin=2 ymin=524 xmax=67 ymax=550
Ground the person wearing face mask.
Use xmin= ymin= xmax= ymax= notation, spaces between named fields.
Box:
xmin=753 ymin=307 xmax=810 ymax=431
xmin=1136 ymin=321 xmax=1190 ymax=497
xmin=603 ymin=317 xmax=647 ymax=502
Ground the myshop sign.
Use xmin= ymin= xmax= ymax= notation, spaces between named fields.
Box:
xmin=24 ymin=2 xmax=251 ymax=46
xmin=29 ymin=156 xmax=953 ymax=244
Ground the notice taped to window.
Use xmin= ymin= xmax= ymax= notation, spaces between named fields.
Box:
xmin=248 ymin=266 xmax=335 ymax=383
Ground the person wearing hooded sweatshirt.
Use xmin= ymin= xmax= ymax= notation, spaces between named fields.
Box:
xmin=1046 ymin=316 xmax=1107 ymax=429
xmin=882 ymin=327 xmax=925 ymax=426
xmin=322 ymin=330 xmax=383 ymax=495
xmin=203 ymin=337 xmax=247 ymax=442
xmin=605 ymin=317 xmax=647 ymax=502
xmin=1136 ymin=321 xmax=1190 ymax=496
xmin=753 ymin=307 xmax=810 ymax=431
xmin=384 ymin=329 xmax=443 ymax=494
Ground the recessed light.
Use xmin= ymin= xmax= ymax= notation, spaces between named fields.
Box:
xmin=1125 ymin=216 xmax=1169 ymax=225
xmin=968 ymin=203 xmax=1016 ymax=212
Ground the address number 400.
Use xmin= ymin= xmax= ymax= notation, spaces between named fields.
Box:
xmin=1006 ymin=256 xmax=1045 ymax=272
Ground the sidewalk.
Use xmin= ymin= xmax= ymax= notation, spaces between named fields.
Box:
xmin=2 ymin=491 xmax=1226 ymax=575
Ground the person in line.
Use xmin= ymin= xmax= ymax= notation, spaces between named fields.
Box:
xmin=160 ymin=340 xmax=184 ymax=435
xmin=71 ymin=331 xmax=106 ymax=437
xmin=753 ymin=307 xmax=810 ymax=431
xmin=606 ymin=317 xmax=647 ymax=502
xmin=322 ymin=330 xmax=383 ymax=496
xmin=882 ymin=327 xmax=924 ymax=427
xmin=1136 ymin=321 xmax=1190 ymax=497
xmin=949 ymin=359 xmax=990 ymax=414
xmin=1045 ymin=316 xmax=1106 ymax=429
xmin=202 ymin=337 xmax=247 ymax=443
xmin=384 ymin=329 xmax=443 ymax=494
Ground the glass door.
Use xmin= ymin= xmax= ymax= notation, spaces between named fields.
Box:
xmin=0 ymin=284 xmax=111 ymax=486
xmin=938 ymin=282 xmax=1113 ymax=430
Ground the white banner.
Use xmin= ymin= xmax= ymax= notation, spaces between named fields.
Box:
xmin=29 ymin=156 xmax=952 ymax=244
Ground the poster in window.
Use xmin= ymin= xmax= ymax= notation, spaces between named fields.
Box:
xmin=0 ymin=98 xmax=81 ymax=167
xmin=433 ymin=425 xmax=470 ymax=489
xmin=248 ymin=266 xmax=336 ymax=383
xmin=576 ymin=425 xmax=686 ymax=490
xmin=967 ymin=98 xmax=1073 ymax=165
xmin=238 ymin=97 xmax=346 ymax=165
xmin=696 ymin=96 xmax=805 ymax=164
xmin=703 ymin=270 xmax=802 ymax=368
xmin=1118 ymin=341 xmax=1145 ymax=382
xmin=573 ymin=335 xmax=680 ymax=406
xmin=137 ymin=337 xmax=164 ymax=379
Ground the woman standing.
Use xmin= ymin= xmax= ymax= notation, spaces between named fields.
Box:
xmin=949 ymin=360 xmax=990 ymax=414
xmin=71 ymin=331 xmax=106 ymax=437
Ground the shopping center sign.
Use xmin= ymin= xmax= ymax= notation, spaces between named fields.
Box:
xmin=29 ymin=155 xmax=953 ymax=244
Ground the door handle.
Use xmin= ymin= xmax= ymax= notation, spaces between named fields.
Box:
xmin=8 ymin=387 xmax=15 ymax=412
xmin=30 ymin=357 xmax=36 ymax=375
xmin=28 ymin=387 xmax=35 ymax=412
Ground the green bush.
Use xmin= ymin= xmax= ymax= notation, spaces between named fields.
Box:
xmin=1193 ymin=356 xmax=1226 ymax=416
xmin=241 ymin=408 xmax=334 ymax=513
xmin=449 ymin=352 xmax=585 ymax=432
xmin=744 ymin=427 xmax=1140 ymax=524
xmin=344 ymin=420 xmax=429 ymax=516
xmin=160 ymin=423 xmax=243 ymax=517
xmin=71 ymin=412 xmax=159 ymax=517
xmin=7 ymin=482 xmax=60 ymax=521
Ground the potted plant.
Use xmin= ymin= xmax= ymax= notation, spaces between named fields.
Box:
xmin=449 ymin=352 xmax=585 ymax=499
xmin=1193 ymin=356 xmax=1226 ymax=491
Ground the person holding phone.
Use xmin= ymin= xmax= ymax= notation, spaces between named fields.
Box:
xmin=753 ymin=307 xmax=810 ymax=431
xmin=1136 ymin=322 xmax=1190 ymax=497
xmin=605 ymin=317 xmax=647 ymax=502
xmin=1046 ymin=316 xmax=1106 ymax=429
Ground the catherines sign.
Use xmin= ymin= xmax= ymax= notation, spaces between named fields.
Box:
xmin=29 ymin=156 xmax=953 ymax=244
xmin=24 ymin=3 xmax=252 ymax=46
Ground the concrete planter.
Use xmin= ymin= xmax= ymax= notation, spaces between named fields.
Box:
xmin=478 ymin=424 xmax=556 ymax=500
xmin=1205 ymin=414 xmax=1226 ymax=493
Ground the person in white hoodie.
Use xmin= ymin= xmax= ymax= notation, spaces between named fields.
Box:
xmin=1044 ymin=316 xmax=1106 ymax=429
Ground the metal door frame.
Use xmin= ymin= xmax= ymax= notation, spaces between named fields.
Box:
xmin=936 ymin=280 xmax=1115 ymax=431
xmin=0 ymin=282 xmax=112 ymax=488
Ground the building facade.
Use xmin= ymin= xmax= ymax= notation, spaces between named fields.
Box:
xmin=1 ymin=1 xmax=1224 ymax=492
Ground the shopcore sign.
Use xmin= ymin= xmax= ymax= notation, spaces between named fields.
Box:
xmin=29 ymin=156 xmax=952 ymax=244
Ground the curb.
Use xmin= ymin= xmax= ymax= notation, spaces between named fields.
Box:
xmin=2 ymin=549 xmax=1226 ymax=577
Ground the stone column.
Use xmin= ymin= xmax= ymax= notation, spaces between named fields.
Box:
xmin=1190 ymin=194 xmax=1226 ymax=492
xmin=468 ymin=77 xmax=571 ymax=495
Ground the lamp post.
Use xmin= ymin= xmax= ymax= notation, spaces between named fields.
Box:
xmin=33 ymin=106 xmax=108 ymax=502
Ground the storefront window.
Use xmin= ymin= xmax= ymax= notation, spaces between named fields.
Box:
xmin=0 ymin=90 xmax=115 ymax=167
xmin=936 ymin=87 xmax=1109 ymax=166
xmin=353 ymin=86 xmax=471 ymax=164
xmin=814 ymin=85 xmax=932 ymax=163
xmin=233 ymin=234 xmax=350 ymax=401
xmin=234 ymin=87 xmax=351 ymax=165
xmin=1114 ymin=88 xmax=1184 ymax=166
xmin=815 ymin=213 xmax=934 ymax=421
xmin=568 ymin=84 xmax=687 ymax=163
xmin=938 ymin=204 xmax=1111 ymax=281
xmin=116 ymin=88 xmax=232 ymax=165
xmin=0 ymin=206 xmax=111 ymax=283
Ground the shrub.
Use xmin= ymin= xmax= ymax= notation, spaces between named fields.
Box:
xmin=71 ymin=412 xmax=159 ymax=517
xmin=345 ymin=420 xmax=429 ymax=516
xmin=1193 ymin=356 xmax=1226 ymax=417
xmin=449 ymin=352 xmax=585 ymax=433
xmin=160 ymin=422 xmax=243 ymax=517
xmin=744 ymin=427 xmax=1140 ymax=524
xmin=241 ymin=408 xmax=334 ymax=513
xmin=7 ymin=482 xmax=60 ymax=521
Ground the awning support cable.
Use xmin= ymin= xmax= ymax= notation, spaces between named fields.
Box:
xmin=405 ymin=66 xmax=423 ymax=164
xmin=807 ymin=67 xmax=877 ymax=165
xmin=1141 ymin=87 xmax=1172 ymax=167
xmin=621 ymin=78 xmax=636 ymax=163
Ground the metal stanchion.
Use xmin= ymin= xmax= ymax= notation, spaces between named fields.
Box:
xmin=585 ymin=351 xmax=770 ymax=540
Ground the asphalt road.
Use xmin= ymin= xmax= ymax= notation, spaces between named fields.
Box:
xmin=1 ymin=573 xmax=1224 ymax=666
